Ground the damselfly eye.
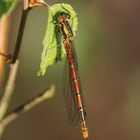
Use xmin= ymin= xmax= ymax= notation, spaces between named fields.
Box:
xmin=58 ymin=15 xmax=64 ymax=23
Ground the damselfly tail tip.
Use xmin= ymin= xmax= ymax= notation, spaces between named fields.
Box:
xmin=82 ymin=127 xmax=89 ymax=139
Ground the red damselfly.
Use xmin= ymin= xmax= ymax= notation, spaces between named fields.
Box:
xmin=56 ymin=12 xmax=89 ymax=138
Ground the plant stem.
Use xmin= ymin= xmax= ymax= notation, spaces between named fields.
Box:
xmin=12 ymin=0 xmax=49 ymax=63
xmin=0 ymin=0 xmax=51 ymax=138
xmin=0 ymin=0 xmax=30 ymax=118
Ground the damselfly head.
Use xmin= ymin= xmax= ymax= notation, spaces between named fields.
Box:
xmin=57 ymin=15 xmax=64 ymax=23
xmin=57 ymin=12 xmax=71 ymax=23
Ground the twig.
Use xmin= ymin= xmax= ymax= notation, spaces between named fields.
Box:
xmin=0 ymin=0 xmax=30 ymax=125
xmin=0 ymin=0 xmax=51 ymax=138
xmin=12 ymin=0 xmax=49 ymax=63
xmin=0 ymin=85 xmax=55 ymax=137
xmin=0 ymin=60 xmax=19 ymax=121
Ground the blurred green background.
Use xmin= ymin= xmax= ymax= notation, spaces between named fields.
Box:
xmin=2 ymin=0 xmax=140 ymax=140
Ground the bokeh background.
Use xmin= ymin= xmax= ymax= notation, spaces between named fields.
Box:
xmin=2 ymin=0 xmax=140 ymax=140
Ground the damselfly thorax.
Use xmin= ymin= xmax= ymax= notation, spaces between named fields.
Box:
xmin=57 ymin=12 xmax=74 ymax=44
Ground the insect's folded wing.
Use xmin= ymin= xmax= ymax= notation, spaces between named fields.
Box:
xmin=63 ymin=60 xmax=80 ymax=126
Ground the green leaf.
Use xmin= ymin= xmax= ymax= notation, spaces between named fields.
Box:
xmin=0 ymin=0 xmax=17 ymax=18
xmin=38 ymin=3 xmax=78 ymax=76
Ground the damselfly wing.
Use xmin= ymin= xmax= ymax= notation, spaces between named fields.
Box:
xmin=63 ymin=59 xmax=80 ymax=126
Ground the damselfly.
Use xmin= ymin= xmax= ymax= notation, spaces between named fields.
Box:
xmin=56 ymin=12 xmax=89 ymax=138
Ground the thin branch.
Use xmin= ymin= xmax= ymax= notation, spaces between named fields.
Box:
xmin=0 ymin=60 xmax=19 ymax=121
xmin=0 ymin=0 xmax=28 ymax=127
xmin=0 ymin=85 xmax=55 ymax=137
xmin=12 ymin=0 xmax=49 ymax=63
xmin=0 ymin=0 xmax=51 ymax=138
